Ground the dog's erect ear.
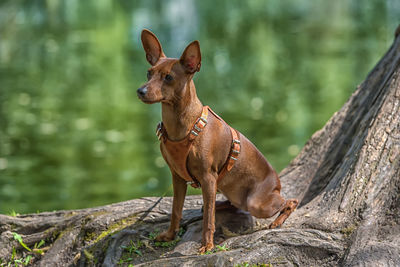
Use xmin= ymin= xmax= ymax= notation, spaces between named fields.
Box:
xmin=141 ymin=29 xmax=165 ymax=66
xmin=180 ymin=41 xmax=201 ymax=74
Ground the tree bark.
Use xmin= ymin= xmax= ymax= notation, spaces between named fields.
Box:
xmin=1 ymin=27 xmax=400 ymax=267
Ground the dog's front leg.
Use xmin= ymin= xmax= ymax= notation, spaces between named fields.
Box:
xmin=156 ymin=172 xmax=187 ymax=242
xmin=199 ymin=174 xmax=217 ymax=253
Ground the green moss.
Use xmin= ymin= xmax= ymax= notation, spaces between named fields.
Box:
xmin=83 ymin=249 xmax=95 ymax=264
xmin=341 ymin=224 xmax=357 ymax=237
xmin=234 ymin=263 xmax=272 ymax=267
xmin=84 ymin=231 xmax=97 ymax=242
xmin=83 ymin=249 xmax=94 ymax=260
xmin=84 ymin=214 xmax=138 ymax=244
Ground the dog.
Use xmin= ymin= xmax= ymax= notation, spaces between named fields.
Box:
xmin=137 ymin=29 xmax=298 ymax=253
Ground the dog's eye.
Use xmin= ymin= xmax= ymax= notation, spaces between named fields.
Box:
xmin=165 ymin=74 xmax=173 ymax=82
xmin=147 ymin=70 xmax=152 ymax=80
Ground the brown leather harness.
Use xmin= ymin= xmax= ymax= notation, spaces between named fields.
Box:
xmin=156 ymin=106 xmax=241 ymax=188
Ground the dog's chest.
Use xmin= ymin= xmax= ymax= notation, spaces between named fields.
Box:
xmin=160 ymin=139 xmax=194 ymax=182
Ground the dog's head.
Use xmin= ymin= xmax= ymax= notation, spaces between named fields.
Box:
xmin=137 ymin=29 xmax=201 ymax=104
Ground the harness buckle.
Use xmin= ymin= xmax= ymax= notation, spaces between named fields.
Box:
xmin=156 ymin=122 xmax=163 ymax=140
xmin=194 ymin=125 xmax=202 ymax=132
xmin=232 ymin=140 xmax=240 ymax=148
xmin=199 ymin=117 xmax=208 ymax=124
xmin=230 ymin=138 xmax=240 ymax=161
xmin=196 ymin=117 xmax=208 ymax=128
xmin=190 ymin=117 xmax=208 ymax=138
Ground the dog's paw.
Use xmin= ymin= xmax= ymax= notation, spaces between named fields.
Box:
xmin=268 ymin=222 xmax=280 ymax=229
xmin=155 ymin=231 xmax=175 ymax=242
xmin=198 ymin=243 xmax=214 ymax=254
xmin=288 ymin=199 xmax=299 ymax=210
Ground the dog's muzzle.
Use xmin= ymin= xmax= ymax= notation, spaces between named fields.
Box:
xmin=137 ymin=86 xmax=148 ymax=97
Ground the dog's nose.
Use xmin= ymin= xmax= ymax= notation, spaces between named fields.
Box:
xmin=137 ymin=86 xmax=147 ymax=97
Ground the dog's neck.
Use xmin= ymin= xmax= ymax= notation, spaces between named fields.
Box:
xmin=161 ymin=79 xmax=203 ymax=141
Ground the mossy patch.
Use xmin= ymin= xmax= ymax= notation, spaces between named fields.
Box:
xmin=234 ymin=263 xmax=272 ymax=267
xmin=341 ymin=224 xmax=357 ymax=237
xmin=84 ymin=214 xmax=139 ymax=244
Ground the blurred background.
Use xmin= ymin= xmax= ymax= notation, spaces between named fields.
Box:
xmin=0 ymin=0 xmax=399 ymax=214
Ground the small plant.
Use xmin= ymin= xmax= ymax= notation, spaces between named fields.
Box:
xmin=3 ymin=246 xmax=34 ymax=267
xmin=7 ymin=210 xmax=19 ymax=217
xmin=12 ymin=232 xmax=31 ymax=252
xmin=121 ymin=240 xmax=143 ymax=256
xmin=203 ymin=250 xmax=213 ymax=255
xmin=215 ymin=244 xmax=228 ymax=252
xmin=118 ymin=257 xmax=133 ymax=265
xmin=148 ymin=230 xmax=160 ymax=240
xmin=117 ymin=240 xmax=143 ymax=266
xmin=201 ymin=243 xmax=229 ymax=255
xmin=32 ymin=239 xmax=46 ymax=255
xmin=12 ymin=255 xmax=33 ymax=266
xmin=0 ymin=233 xmax=44 ymax=266
xmin=177 ymin=227 xmax=185 ymax=236
xmin=154 ymin=238 xmax=180 ymax=248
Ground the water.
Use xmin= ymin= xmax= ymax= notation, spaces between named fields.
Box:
xmin=0 ymin=0 xmax=398 ymax=214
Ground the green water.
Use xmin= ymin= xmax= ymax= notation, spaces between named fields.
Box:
xmin=0 ymin=0 xmax=398 ymax=214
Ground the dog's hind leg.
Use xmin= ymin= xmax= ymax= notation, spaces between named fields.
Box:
xmin=268 ymin=198 xmax=298 ymax=229
xmin=247 ymin=189 xmax=298 ymax=228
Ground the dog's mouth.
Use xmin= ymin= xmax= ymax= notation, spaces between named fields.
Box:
xmin=137 ymin=95 xmax=163 ymax=104
xmin=141 ymin=99 xmax=159 ymax=104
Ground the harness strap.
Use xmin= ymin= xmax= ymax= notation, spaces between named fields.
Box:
xmin=189 ymin=107 xmax=208 ymax=141
xmin=156 ymin=106 xmax=240 ymax=188
xmin=217 ymin=127 xmax=240 ymax=181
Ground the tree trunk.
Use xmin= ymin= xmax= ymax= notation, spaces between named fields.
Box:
xmin=1 ymin=27 xmax=400 ymax=267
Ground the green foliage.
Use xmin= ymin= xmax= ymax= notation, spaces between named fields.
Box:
xmin=202 ymin=243 xmax=229 ymax=255
xmin=1 ymin=233 xmax=43 ymax=266
xmin=154 ymin=239 xmax=180 ymax=248
xmin=12 ymin=232 xmax=31 ymax=252
xmin=216 ymin=244 xmax=228 ymax=251
xmin=0 ymin=0 xmax=398 ymax=214
xmin=34 ymin=240 xmax=45 ymax=249
xmin=0 ymin=232 xmax=38 ymax=267
xmin=121 ymin=240 xmax=143 ymax=256
xmin=148 ymin=230 xmax=160 ymax=240
xmin=32 ymin=240 xmax=46 ymax=255
xmin=118 ymin=257 xmax=134 ymax=265
xmin=7 ymin=211 xmax=19 ymax=217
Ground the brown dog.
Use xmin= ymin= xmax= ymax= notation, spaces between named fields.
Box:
xmin=137 ymin=29 xmax=298 ymax=253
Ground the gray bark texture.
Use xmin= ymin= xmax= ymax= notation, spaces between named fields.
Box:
xmin=1 ymin=27 xmax=400 ymax=267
